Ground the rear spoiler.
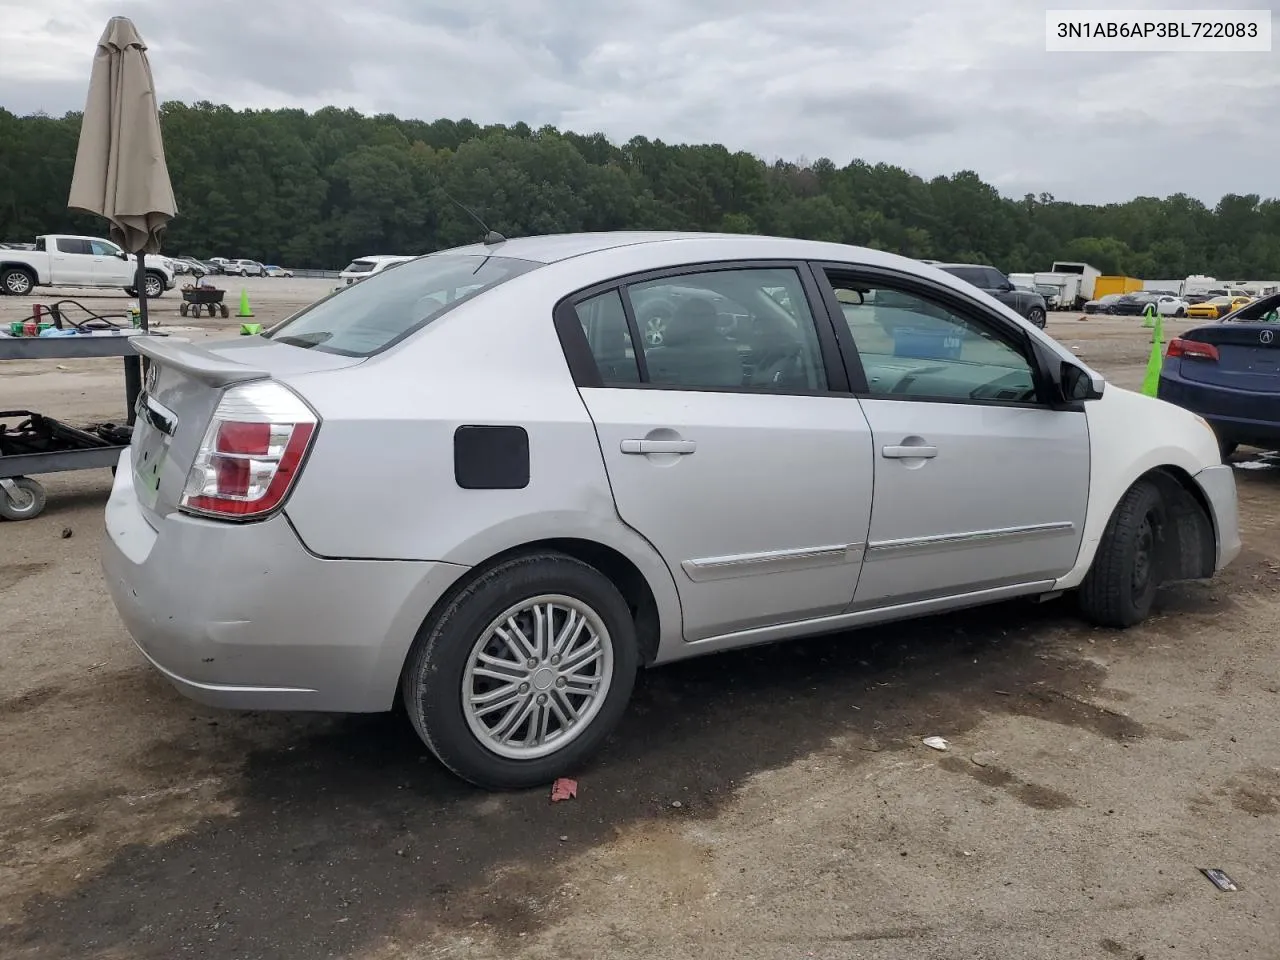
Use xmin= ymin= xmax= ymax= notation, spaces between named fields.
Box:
xmin=132 ymin=337 xmax=269 ymax=388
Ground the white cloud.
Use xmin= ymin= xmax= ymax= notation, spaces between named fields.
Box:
xmin=1 ymin=0 xmax=1277 ymax=203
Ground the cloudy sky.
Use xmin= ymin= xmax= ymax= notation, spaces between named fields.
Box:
xmin=1 ymin=0 xmax=1277 ymax=204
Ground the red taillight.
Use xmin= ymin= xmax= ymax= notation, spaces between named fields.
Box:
xmin=1166 ymin=338 xmax=1219 ymax=362
xmin=180 ymin=381 xmax=318 ymax=520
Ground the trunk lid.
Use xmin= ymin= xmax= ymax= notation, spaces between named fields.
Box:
xmin=129 ymin=337 xmax=359 ymax=524
xmin=1176 ymin=321 xmax=1280 ymax=392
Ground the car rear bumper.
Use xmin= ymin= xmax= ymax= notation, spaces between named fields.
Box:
xmin=102 ymin=450 xmax=468 ymax=712
xmin=1157 ymin=373 xmax=1280 ymax=446
xmin=1194 ymin=464 xmax=1242 ymax=573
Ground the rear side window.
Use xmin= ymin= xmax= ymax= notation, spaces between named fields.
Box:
xmin=344 ymin=260 xmax=376 ymax=273
xmin=267 ymin=254 xmax=541 ymax=357
xmin=56 ymin=237 xmax=91 ymax=254
xmin=940 ymin=266 xmax=988 ymax=288
xmin=576 ymin=290 xmax=640 ymax=383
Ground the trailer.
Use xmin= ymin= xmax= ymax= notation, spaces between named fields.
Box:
xmin=1049 ymin=261 xmax=1102 ymax=305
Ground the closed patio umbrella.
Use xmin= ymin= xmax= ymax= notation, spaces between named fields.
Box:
xmin=67 ymin=16 xmax=177 ymax=420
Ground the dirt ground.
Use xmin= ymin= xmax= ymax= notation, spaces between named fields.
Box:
xmin=1 ymin=285 xmax=1278 ymax=960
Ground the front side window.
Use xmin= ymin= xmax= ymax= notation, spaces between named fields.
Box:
xmin=90 ymin=239 xmax=121 ymax=257
xmin=623 ymin=267 xmax=827 ymax=392
xmin=267 ymin=254 xmax=541 ymax=357
xmin=825 ymin=272 xmax=1039 ymax=404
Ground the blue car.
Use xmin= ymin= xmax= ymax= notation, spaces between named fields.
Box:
xmin=1157 ymin=293 xmax=1280 ymax=458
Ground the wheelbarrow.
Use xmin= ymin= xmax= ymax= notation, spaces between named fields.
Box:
xmin=180 ymin=286 xmax=229 ymax=318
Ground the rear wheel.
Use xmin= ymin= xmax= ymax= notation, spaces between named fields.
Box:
xmin=401 ymin=552 xmax=639 ymax=789
xmin=1078 ymin=479 xmax=1166 ymax=628
xmin=2 ymin=268 xmax=34 ymax=296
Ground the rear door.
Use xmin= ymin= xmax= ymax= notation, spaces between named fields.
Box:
xmin=812 ymin=262 xmax=1090 ymax=609
xmin=558 ymin=262 xmax=875 ymax=642
xmin=51 ymin=237 xmax=95 ymax=285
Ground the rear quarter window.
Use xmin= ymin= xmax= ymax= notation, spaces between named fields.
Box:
xmin=266 ymin=254 xmax=541 ymax=357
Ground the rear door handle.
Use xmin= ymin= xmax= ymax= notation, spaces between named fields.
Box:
xmin=621 ymin=439 xmax=697 ymax=455
xmin=882 ymin=444 xmax=937 ymax=459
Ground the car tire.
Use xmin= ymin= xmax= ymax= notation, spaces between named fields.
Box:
xmin=1176 ymin=308 xmax=1186 ymax=318
xmin=1078 ymin=479 xmax=1166 ymax=628
xmin=1218 ymin=439 xmax=1238 ymax=460
xmin=143 ymin=272 xmax=164 ymax=298
xmin=1026 ymin=306 xmax=1046 ymax=328
xmin=1 ymin=267 xmax=35 ymax=296
xmin=401 ymin=551 xmax=639 ymax=790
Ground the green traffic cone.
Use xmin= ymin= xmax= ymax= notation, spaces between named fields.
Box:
xmin=1141 ymin=303 xmax=1155 ymax=328
xmin=240 ymin=323 xmax=262 ymax=336
xmin=1141 ymin=313 xmax=1165 ymax=397
xmin=237 ymin=288 xmax=254 ymax=318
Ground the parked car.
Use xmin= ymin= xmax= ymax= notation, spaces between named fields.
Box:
xmin=223 ymin=259 xmax=266 ymax=277
xmin=0 ymin=234 xmax=175 ymax=298
xmin=1083 ymin=294 xmax=1123 ymax=314
xmin=1187 ymin=296 xmax=1252 ymax=320
xmin=336 ymin=255 xmax=417 ymax=290
xmin=103 ymin=231 xmax=1241 ymax=789
xmin=1109 ymin=293 xmax=1189 ymax=317
xmin=263 ymin=265 xmax=293 ymax=278
xmin=171 ymin=256 xmax=208 ymax=278
xmin=1157 ymin=292 xmax=1280 ymax=457
xmin=935 ymin=263 xmax=1048 ymax=328
xmin=197 ymin=260 xmax=225 ymax=276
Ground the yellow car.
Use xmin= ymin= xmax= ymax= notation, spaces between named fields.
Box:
xmin=1186 ymin=295 xmax=1252 ymax=320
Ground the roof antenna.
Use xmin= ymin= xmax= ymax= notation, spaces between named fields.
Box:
xmin=440 ymin=187 xmax=506 ymax=245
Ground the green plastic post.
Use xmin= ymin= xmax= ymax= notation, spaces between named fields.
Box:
xmin=1141 ymin=313 xmax=1164 ymax=397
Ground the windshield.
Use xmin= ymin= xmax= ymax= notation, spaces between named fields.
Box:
xmin=266 ymin=254 xmax=541 ymax=357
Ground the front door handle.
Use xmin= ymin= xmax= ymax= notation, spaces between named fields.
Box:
xmin=621 ymin=439 xmax=696 ymax=455
xmin=882 ymin=444 xmax=937 ymax=459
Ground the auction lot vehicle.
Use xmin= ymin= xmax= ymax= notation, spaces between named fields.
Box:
xmin=336 ymin=254 xmax=417 ymax=290
xmin=102 ymin=232 xmax=1242 ymax=789
xmin=1188 ymin=296 xmax=1253 ymax=321
xmin=0 ymin=234 xmax=176 ymax=298
xmin=1157 ymin=293 xmax=1280 ymax=458
xmin=934 ymin=263 xmax=1048 ymax=328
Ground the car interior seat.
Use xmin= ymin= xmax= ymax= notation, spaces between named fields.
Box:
xmin=646 ymin=297 xmax=743 ymax=387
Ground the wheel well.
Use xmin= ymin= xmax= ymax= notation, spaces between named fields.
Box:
xmin=1 ymin=263 xmax=36 ymax=278
xmin=1141 ymin=466 xmax=1216 ymax=582
xmin=424 ymin=538 xmax=663 ymax=667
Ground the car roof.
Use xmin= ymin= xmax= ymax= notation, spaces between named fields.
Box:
xmin=931 ymin=262 xmax=993 ymax=270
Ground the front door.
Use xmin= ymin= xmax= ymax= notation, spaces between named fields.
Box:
xmin=565 ymin=264 xmax=874 ymax=641
xmin=89 ymin=239 xmax=133 ymax=286
xmin=814 ymin=264 xmax=1090 ymax=609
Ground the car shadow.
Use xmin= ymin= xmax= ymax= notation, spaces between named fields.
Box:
xmin=1 ymin=596 xmax=1160 ymax=959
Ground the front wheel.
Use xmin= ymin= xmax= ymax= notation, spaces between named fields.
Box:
xmin=143 ymin=273 xmax=164 ymax=298
xmin=1218 ymin=438 xmax=1238 ymax=460
xmin=1026 ymin=306 xmax=1046 ymax=328
xmin=401 ymin=552 xmax=639 ymax=789
xmin=1078 ymin=479 xmax=1166 ymax=628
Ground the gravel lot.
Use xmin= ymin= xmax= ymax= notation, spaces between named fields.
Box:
xmin=1 ymin=283 xmax=1278 ymax=960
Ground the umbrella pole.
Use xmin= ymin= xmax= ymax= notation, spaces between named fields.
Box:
xmin=123 ymin=252 xmax=148 ymax=425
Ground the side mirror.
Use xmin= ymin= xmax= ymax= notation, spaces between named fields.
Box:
xmin=1061 ymin=361 xmax=1105 ymax=402
xmin=118 ymin=251 xmax=129 ymax=260
xmin=1001 ymin=281 xmax=1015 ymax=292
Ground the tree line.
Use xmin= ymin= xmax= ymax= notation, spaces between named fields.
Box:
xmin=2 ymin=101 xmax=1278 ymax=277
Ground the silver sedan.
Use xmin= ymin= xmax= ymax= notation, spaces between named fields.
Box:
xmin=103 ymin=232 xmax=1240 ymax=789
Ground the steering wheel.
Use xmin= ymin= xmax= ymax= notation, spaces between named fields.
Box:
xmin=753 ymin=344 xmax=809 ymax=389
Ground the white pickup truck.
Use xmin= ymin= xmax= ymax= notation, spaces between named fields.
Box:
xmin=0 ymin=234 xmax=176 ymax=299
